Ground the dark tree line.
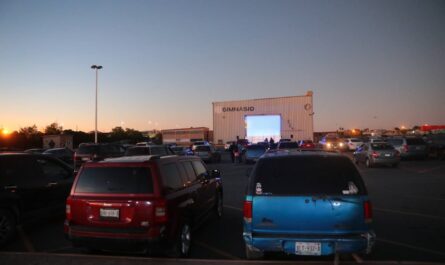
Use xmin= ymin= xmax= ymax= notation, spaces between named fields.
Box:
xmin=0 ymin=123 xmax=156 ymax=150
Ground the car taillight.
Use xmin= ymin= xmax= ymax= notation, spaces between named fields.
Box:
xmin=395 ymin=150 xmax=400 ymax=157
xmin=243 ymin=200 xmax=252 ymax=223
xmin=66 ymin=197 xmax=72 ymax=221
xmin=403 ymin=144 xmax=409 ymax=152
xmin=364 ymin=201 xmax=373 ymax=223
xmin=154 ymin=199 xmax=168 ymax=224
xmin=372 ymin=151 xmax=379 ymax=158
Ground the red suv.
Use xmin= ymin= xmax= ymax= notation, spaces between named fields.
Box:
xmin=64 ymin=155 xmax=223 ymax=257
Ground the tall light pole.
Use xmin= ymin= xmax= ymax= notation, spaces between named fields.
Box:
xmin=91 ymin=65 xmax=103 ymax=143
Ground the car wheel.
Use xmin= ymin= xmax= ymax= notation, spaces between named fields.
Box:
xmin=365 ymin=158 xmax=372 ymax=168
xmin=169 ymin=222 xmax=192 ymax=258
xmin=245 ymin=243 xmax=263 ymax=260
xmin=215 ymin=192 xmax=223 ymax=218
xmin=0 ymin=209 xmax=16 ymax=247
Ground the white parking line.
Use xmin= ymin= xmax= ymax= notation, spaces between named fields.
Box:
xmin=224 ymin=205 xmax=242 ymax=211
xmin=351 ymin=253 xmax=363 ymax=263
xmin=377 ymin=238 xmax=445 ymax=256
xmin=374 ymin=207 xmax=445 ymax=221
xmin=194 ymin=240 xmax=239 ymax=260
xmin=17 ymin=225 xmax=36 ymax=252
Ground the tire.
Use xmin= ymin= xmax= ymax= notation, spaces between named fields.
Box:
xmin=215 ymin=192 xmax=223 ymax=219
xmin=169 ymin=222 xmax=192 ymax=258
xmin=365 ymin=158 xmax=372 ymax=168
xmin=0 ymin=209 xmax=16 ymax=247
xmin=245 ymin=243 xmax=263 ymax=260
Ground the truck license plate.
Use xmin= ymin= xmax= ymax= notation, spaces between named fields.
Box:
xmin=295 ymin=242 xmax=321 ymax=256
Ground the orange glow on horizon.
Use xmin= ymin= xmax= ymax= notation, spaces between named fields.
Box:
xmin=1 ymin=128 xmax=11 ymax=136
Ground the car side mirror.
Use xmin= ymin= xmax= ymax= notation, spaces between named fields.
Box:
xmin=211 ymin=169 xmax=221 ymax=179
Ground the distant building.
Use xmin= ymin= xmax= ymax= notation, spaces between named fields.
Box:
xmin=212 ymin=91 xmax=314 ymax=145
xmin=161 ymin=127 xmax=210 ymax=146
xmin=42 ymin=134 xmax=73 ymax=149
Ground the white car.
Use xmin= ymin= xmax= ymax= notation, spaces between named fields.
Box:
xmin=346 ymin=138 xmax=364 ymax=151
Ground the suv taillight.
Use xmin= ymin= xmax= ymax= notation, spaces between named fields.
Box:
xmin=66 ymin=196 xmax=73 ymax=221
xmin=372 ymin=151 xmax=379 ymax=158
xmin=243 ymin=200 xmax=252 ymax=223
xmin=154 ymin=199 xmax=168 ymax=224
xmin=364 ymin=201 xmax=373 ymax=223
xmin=403 ymin=144 xmax=409 ymax=153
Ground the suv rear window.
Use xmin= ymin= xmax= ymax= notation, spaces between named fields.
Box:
xmin=195 ymin=146 xmax=210 ymax=152
xmin=406 ymin=138 xmax=426 ymax=145
xmin=75 ymin=167 xmax=153 ymax=194
xmin=387 ymin=139 xmax=403 ymax=146
xmin=371 ymin=143 xmax=394 ymax=150
xmin=125 ymin=147 xmax=150 ymax=156
xmin=278 ymin=142 xmax=299 ymax=149
xmin=247 ymin=145 xmax=266 ymax=150
xmin=77 ymin=145 xmax=99 ymax=155
xmin=250 ymin=156 xmax=366 ymax=196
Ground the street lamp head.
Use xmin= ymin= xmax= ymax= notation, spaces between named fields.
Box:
xmin=91 ymin=65 xmax=103 ymax=69
xmin=97 ymin=65 xmax=103 ymax=69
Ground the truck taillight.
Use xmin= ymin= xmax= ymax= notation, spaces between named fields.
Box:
xmin=66 ymin=197 xmax=72 ymax=221
xmin=243 ymin=200 xmax=252 ymax=223
xmin=364 ymin=201 xmax=373 ymax=224
xmin=154 ymin=199 xmax=168 ymax=224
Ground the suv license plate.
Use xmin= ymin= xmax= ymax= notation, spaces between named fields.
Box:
xmin=295 ymin=242 xmax=321 ymax=256
xmin=100 ymin=208 xmax=119 ymax=219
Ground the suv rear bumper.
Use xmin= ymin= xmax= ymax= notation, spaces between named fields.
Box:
xmin=65 ymin=223 xmax=164 ymax=250
xmin=244 ymin=231 xmax=376 ymax=255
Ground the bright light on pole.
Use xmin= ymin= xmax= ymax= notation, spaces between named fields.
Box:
xmin=91 ymin=65 xmax=103 ymax=143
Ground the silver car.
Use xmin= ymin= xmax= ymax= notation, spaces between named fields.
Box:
xmin=353 ymin=142 xmax=400 ymax=168
xmin=386 ymin=137 xmax=428 ymax=160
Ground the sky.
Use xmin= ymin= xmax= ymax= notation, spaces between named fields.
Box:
xmin=1 ymin=0 xmax=444 ymax=133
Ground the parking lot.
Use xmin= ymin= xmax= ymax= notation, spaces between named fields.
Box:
xmin=2 ymin=152 xmax=445 ymax=263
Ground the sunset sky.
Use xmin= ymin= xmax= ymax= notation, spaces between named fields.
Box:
xmin=1 ymin=0 xmax=444 ymax=133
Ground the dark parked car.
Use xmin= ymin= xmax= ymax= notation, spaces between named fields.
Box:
xmin=276 ymin=141 xmax=299 ymax=150
xmin=65 ymin=155 xmax=223 ymax=257
xmin=353 ymin=143 xmax=400 ymax=168
xmin=193 ymin=145 xmax=221 ymax=163
xmin=43 ymin=148 xmax=74 ymax=164
xmin=73 ymin=143 xmax=125 ymax=172
xmin=24 ymin=148 xmax=46 ymax=154
xmin=124 ymin=145 xmax=172 ymax=157
xmin=0 ymin=153 xmax=74 ymax=246
xmin=243 ymin=144 xmax=267 ymax=164
xmin=243 ymin=152 xmax=375 ymax=259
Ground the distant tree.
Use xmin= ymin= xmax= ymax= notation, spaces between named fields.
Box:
xmin=19 ymin=125 xmax=41 ymax=138
xmin=125 ymin=128 xmax=143 ymax=141
xmin=152 ymin=132 xmax=163 ymax=145
xmin=412 ymin=125 xmax=421 ymax=131
xmin=110 ymin=126 xmax=126 ymax=141
xmin=45 ymin=122 xmax=63 ymax=135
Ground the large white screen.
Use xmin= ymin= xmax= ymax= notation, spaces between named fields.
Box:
xmin=245 ymin=115 xmax=281 ymax=143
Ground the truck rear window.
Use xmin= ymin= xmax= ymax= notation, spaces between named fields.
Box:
xmin=251 ymin=156 xmax=366 ymax=196
xmin=406 ymin=138 xmax=426 ymax=145
xmin=75 ymin=167 xmax=153 ymax=194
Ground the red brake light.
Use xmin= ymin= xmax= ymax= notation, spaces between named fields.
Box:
xmin=364 ymin=201 xmax=373 ymax=223
xmin=154 ymin=199 xmax=168 ymax=224
xmin=372 ymin=151 xmax=379 ymax=158
xmin=243 ymin=201 xmax=252 ymax=222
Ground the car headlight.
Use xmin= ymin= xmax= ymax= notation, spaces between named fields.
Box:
xmin=339 ymin=142 xmax=344 ymax=147
xmin=327 ymin=143 xmax=332 ymax=148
